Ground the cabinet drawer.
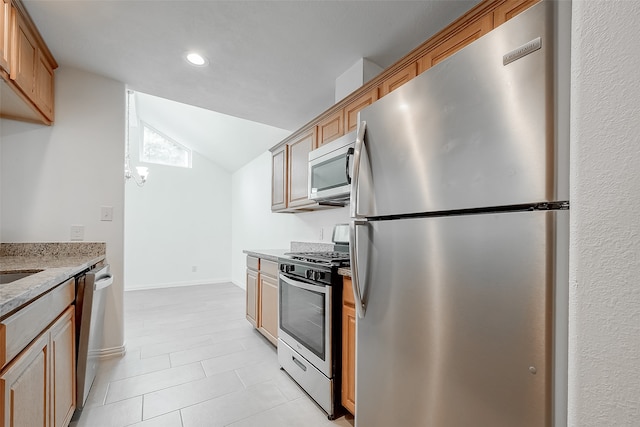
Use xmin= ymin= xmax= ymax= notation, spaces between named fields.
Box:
xmin=0 ymin=278 xmax=74 ymax=369
xmin=260 ymin=259 xmax=279 ymax=278
xmin=246 ymin=256 xmax=259 ymax=271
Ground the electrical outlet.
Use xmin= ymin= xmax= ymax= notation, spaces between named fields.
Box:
xmin=101 ymin=206 xmax=113 ymax=221
xmin=70 ymin=225 xmax=84 ymax=241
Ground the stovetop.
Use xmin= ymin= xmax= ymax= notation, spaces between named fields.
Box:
xmin=285 ymin=251 xmax=350 ymax=264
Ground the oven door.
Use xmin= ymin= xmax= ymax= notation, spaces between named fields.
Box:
xmin=278 ymin=273 xmax=333 ymax=377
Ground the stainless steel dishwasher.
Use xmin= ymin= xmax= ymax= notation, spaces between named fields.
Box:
xmin=75 ymin=263 xmax=113 ymax=408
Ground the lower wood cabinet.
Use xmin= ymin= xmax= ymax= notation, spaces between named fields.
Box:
xmin=342 ymin=276 xmax=356 ymax=415
xmin=0 ymin=305 xmax=76 ymax=427
xmin=258 ymin=273 xmax=278 ymax=345
xmin=245 ymin=255 xmax=279 ymax=346
xmin=50 ymin=307 xmax=76 ymax=427
xmin=246 ymin=266 xmax=258 ymax=328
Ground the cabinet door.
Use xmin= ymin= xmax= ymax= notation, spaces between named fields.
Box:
xmin=418 ymin=13 xmax=493 ymax=74
xmin=317 ymin=110 xmax=344 ymax=147
xmin=341 ymin=302 xmax=356 ymax=415
xmin=0 ymin=0 xmax=10 ymax=73
xmin=379 ymin=62 xmax=417 ymax=97
xmin=494 ymin=0 xmax=539 ymax=27
xmin=246 ymin=269 xmax=259 ymax=327
xmin=34 ymin=49 xmax=54 ymax=121
xmin=344 ymin=88 xmax=378 ymax=133
xmin=0 ymin=332 xmax=50 ymax=427
xmin=271 ymin=145 xmax=287 ymax=211
xmin=258 ymin=274 xmax=278 ymax=346
xmin=287 ymin=129 xmax=316 ymax=208
xmin=11 ymin=10 xmax=37 ymax=98
xmin=50 ymin=307 xmax=75 ymax=427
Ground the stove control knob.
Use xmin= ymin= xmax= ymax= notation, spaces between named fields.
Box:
xmin=313 ymin=271 xmax=324 ymax=281
xmin=281 ymin=265 xmax=295 ymax=273
xmin=305 ymin=270 xmax=313 ymax=279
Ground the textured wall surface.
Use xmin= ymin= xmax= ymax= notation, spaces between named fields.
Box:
xmin=569 ymin=1 xmax=640 ymax=425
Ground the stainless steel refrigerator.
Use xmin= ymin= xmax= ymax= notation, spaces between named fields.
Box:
xmin=348 ymin=1 xmax=570 ymax=426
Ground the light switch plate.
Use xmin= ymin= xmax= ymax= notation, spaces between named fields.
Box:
xmin=101 ymin=206 xmax=113 ymax=221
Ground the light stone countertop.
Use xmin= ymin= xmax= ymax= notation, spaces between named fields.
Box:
xmin=242 ymin=249 xmax=288 ymax=262
xmin=0 ymin=242 xmax=106 ymax=319
xmin=338 ymin=267 xmax=351 ymax=277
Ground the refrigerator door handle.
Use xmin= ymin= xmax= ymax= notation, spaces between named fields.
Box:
xmin=349 ymin=218 xmax=368 ymax=318
xmin=345 ymin=147 xmax=354 ymax=185
xmin=349 ymin=121 xmax=366 ymax=219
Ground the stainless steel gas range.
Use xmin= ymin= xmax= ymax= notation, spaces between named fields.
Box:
xmin=277 ymin=236 xmax=349 ymax=420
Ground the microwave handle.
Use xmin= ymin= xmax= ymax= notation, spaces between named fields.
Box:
xmin=345 ymin=147 xmax=354 ymax=185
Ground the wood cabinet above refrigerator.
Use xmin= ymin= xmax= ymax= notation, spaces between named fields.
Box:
xmin=269 ymin=0 xmax=540 ymax=214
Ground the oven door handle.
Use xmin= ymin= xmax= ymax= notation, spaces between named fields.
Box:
xmin=280 ymin=274 xmax=328 ymax=294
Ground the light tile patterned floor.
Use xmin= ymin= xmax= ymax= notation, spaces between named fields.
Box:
xmin=70 ymin=283 xmax=355 ymax=427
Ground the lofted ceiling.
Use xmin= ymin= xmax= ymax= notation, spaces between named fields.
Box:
xmin=22 ymin=0 xmax=480 ymax=171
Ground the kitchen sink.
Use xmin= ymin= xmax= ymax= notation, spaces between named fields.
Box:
xmin=0 ymin=270 xmax=43 ymax=284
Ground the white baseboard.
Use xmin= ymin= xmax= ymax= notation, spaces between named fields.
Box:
xmin=91 ymin=344 xmax=126 ymax=360
xmin=125 ymin=278 xmax=233 ymax=292
xmin=231 ymin=280 xmax=245 ymax=290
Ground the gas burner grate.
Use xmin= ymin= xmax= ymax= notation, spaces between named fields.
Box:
xmin=286 ymin=251 xmax=350 ymax=263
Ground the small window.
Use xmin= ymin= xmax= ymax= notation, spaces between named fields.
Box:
xmin=140 ymin=122 xmax=192 ymax=168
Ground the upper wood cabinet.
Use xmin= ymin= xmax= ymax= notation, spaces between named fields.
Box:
xmin=34 ymin=48 xmax=54 ymax=119
xmin=0 ymin=0 xmax=57 ymax=125
xmin=317 ymin=109 xmax=344 ymax=147
xmin=11 ymin=9 xmax=37 ymax=98
xmin=270 ymin=126 xmax=318 ymax=212
xmin=417 ymin=13 xmax=494 ymax=74
xmin=271 ymin=145 xmax=287 ymax=211
xmin=0 ymin=0 xmax=10 ymax=73
xmin=287 ymin=128 xmax=316 ymax=209
xmin=270 ymin=0 xmax=540 ymax=214
xmin=344 ymin=88 xmax=378 ymax=133
xmin=493 ymin=0 xmax=539 ymax=26
xmin=379 ymin=62 xmax=417 ymax=98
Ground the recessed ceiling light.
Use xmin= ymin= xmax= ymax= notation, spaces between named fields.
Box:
xmin=186 ymin=52 xmax=208 ymax=66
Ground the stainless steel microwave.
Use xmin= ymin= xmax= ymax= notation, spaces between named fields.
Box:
xmin=308 ymin=130 xmax=355 ymax=204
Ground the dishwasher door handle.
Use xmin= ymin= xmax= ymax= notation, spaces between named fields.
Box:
xmin=94 ymin=275 xmax=113 ymax=291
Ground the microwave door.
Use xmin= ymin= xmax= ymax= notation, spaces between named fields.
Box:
xmin=309 ymin=143 xmax=353 ymax=202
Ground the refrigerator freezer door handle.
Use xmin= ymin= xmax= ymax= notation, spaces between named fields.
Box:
xmin=349 ymin=218 xmax=368 ymax=318
xmin=349 ymin=121 xmax=366 ymax=219
xmin=345 ymin=147 xmax=354 ymax=185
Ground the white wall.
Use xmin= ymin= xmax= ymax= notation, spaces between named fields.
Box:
xmin=1 ymin=67 xmax=126 ymax=352
xmin=124 ymin=147 xmax=232 ymax=290
xmin=230 ymin=151 xmax=349 ymax=287
xmin=569 ymin=1 xmax=640 ymax=425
